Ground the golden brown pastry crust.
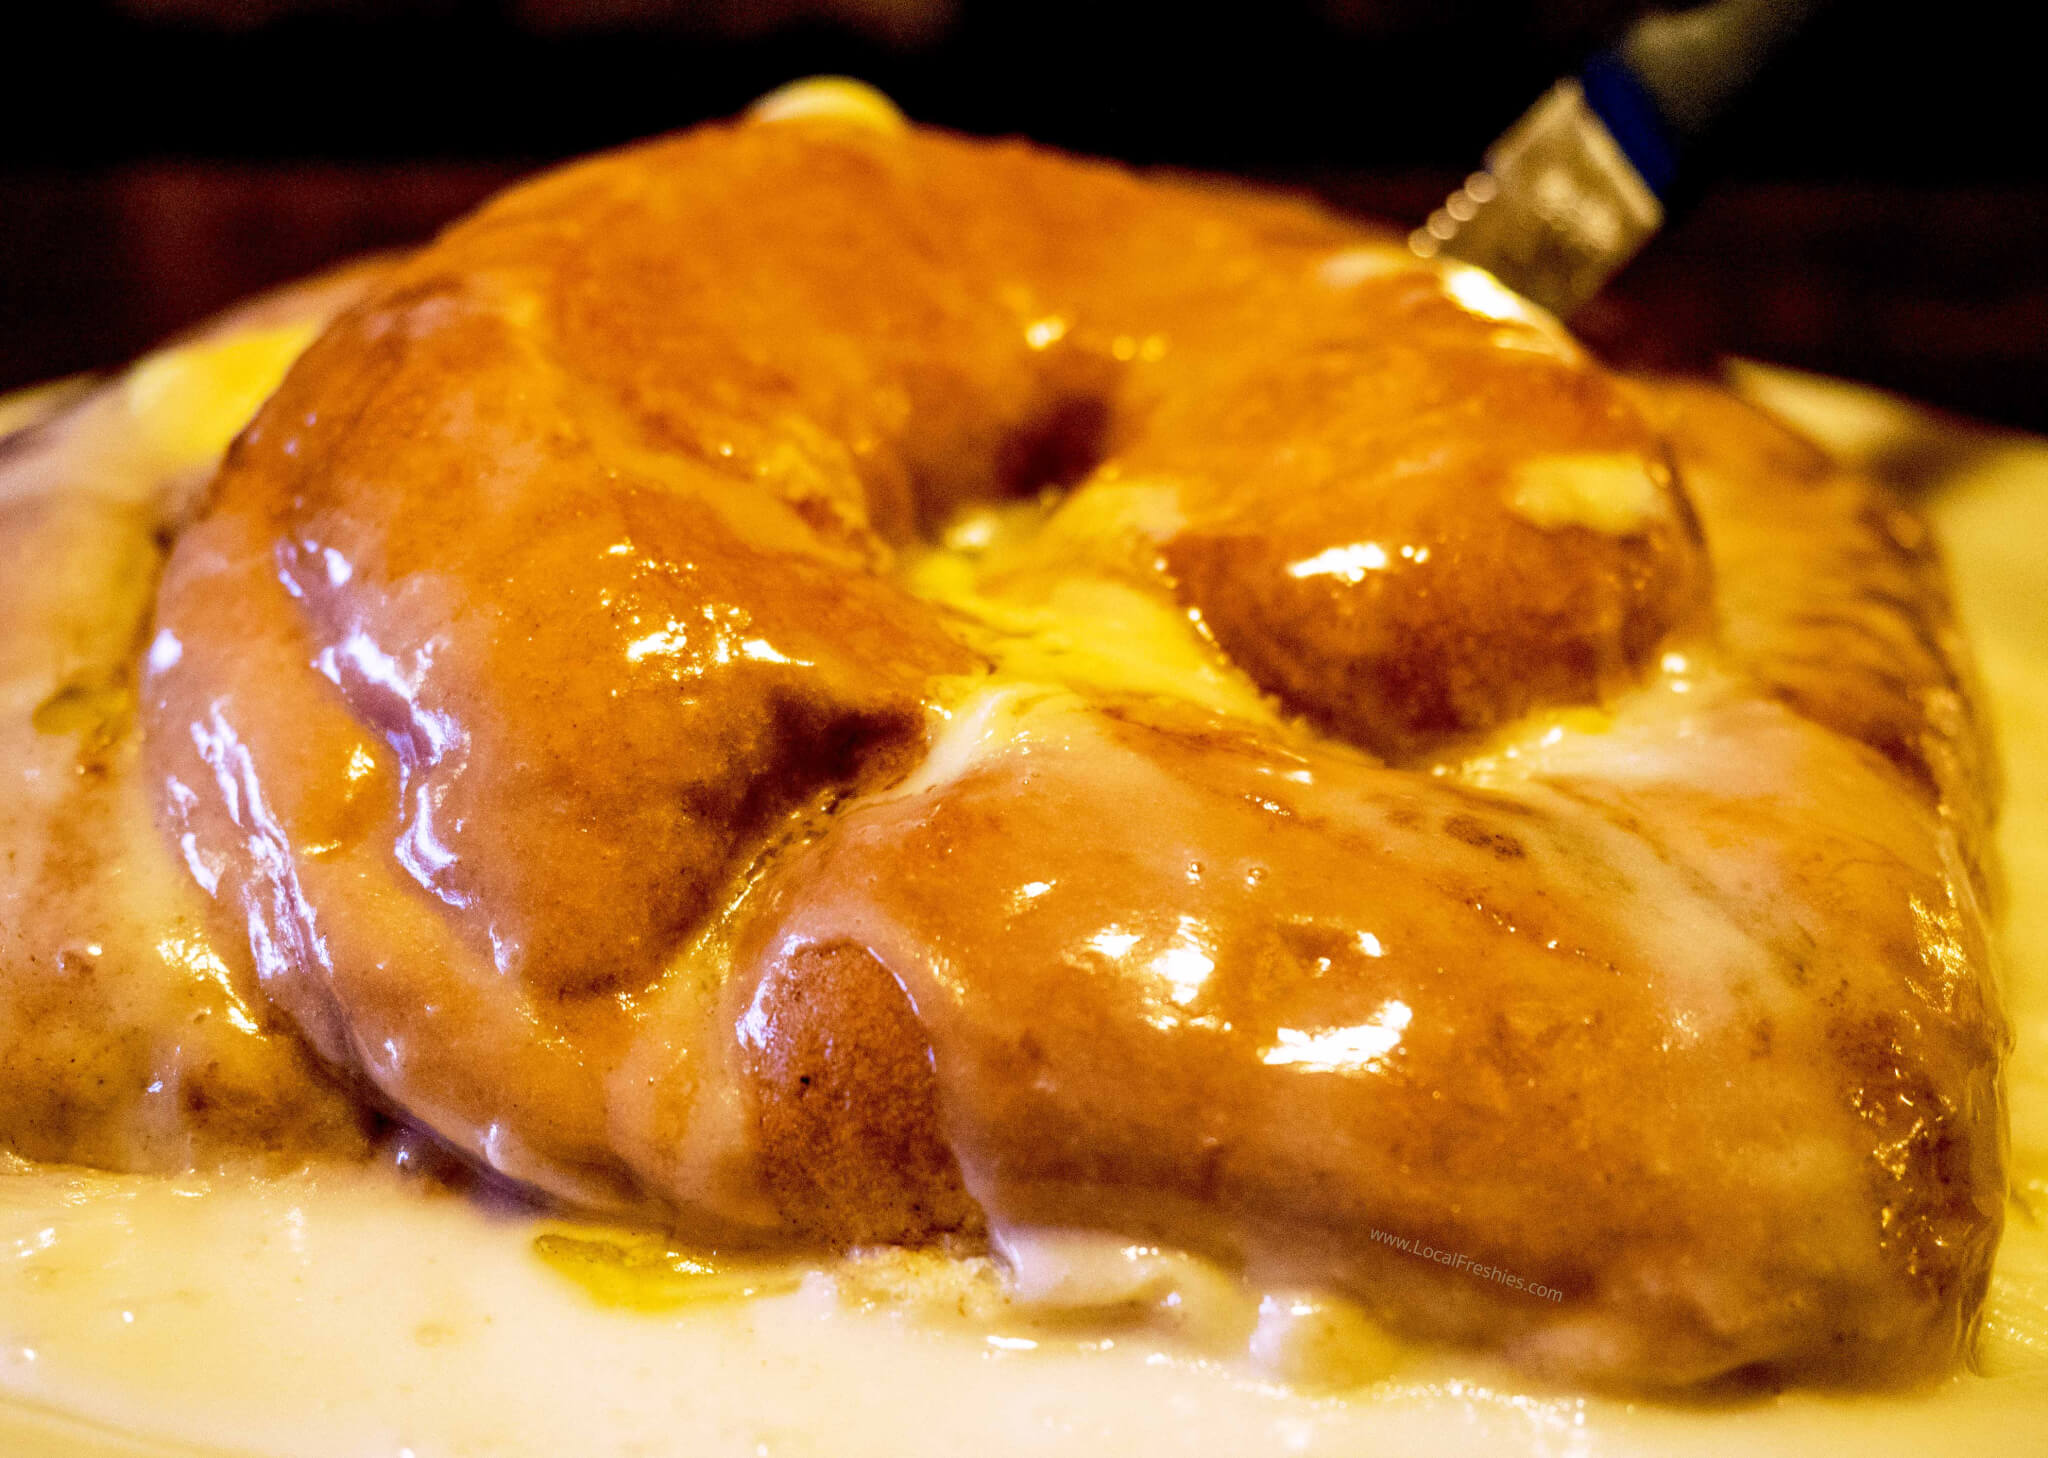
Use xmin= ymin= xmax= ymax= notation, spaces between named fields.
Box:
xmin=1635 ymin=379 xmax=1999 ymax=873
xmin=0 ymin=106 xmax=1986 ymax=1388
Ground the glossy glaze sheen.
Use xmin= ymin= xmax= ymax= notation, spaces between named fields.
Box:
xmin=66 ymin=102 xmax=2000 ymax=1387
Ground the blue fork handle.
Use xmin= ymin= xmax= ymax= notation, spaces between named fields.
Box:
xmin=1581 ymin=0 xmax=1836 ymax=202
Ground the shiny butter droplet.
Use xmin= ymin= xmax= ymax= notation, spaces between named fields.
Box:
xmin=1024 ymin=316 xmax=1069 ymax=350
xmin=532 ymin=1228 xmax=805 ymax=1311
xmin=1507 ymin=454 xmax=1670 ymax=535
xmin=1262 ymin=1000 xmax=1412 ymax=1074
xmin=1441 ymin=264 xmax=1545 ymax=326
xmin=747 ymin=76 xmax=905 ymax=132
xmin=146 ymin=628 xmax=183 ymax=674
xmin=1287 ymin=542 xmax=1388 ymax=583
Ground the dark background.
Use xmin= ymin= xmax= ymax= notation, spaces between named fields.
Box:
xmin=4 ymin=0 xmax=2044 ymax=429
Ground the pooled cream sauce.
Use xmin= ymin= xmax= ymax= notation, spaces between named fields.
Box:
xmin=4 ymin=357 xmax=2048 ymax=1454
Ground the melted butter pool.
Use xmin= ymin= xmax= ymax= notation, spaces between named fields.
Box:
xmin=529 ymin=1227 xmax=810 ymax=1311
